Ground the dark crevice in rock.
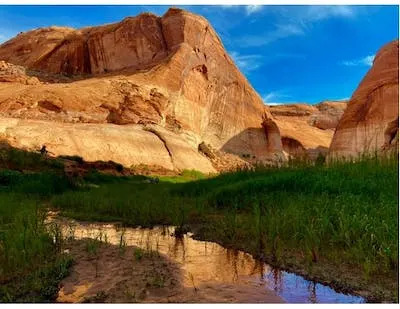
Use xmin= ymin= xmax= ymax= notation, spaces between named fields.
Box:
xmin=82 ymin=40 xmax=92 ymax=74
xmin=143 ymin=126 xmax=175 ymax=167
xmin=38 ymin=100 xmax=63 ymax=113
xmin=282 ymin=137 xmax=307 ymax=157
xmin=193 ymin=64 xmax=208 ymax=80
xmin=32 ymin=39 xmax=68 ymax=70
xmin=383 ymin=117 xmax=399 ymax=148
xmin=156 ymin=17 xmax=170 ymax=53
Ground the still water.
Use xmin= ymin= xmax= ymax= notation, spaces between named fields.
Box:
xmin=51 ymin=217 xmax=365 ymax=303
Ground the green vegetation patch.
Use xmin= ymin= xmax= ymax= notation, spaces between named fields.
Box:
xmin=0 ymin=169 xmax=74 ymax=302
xmin=0 ymin=146 xmax=64 ymax=172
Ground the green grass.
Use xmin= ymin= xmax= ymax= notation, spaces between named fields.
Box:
xmin=0 ymin=193 xmax=73 ymax=302
xmin=0 ymin=169 xmax=74 ymax=302
xmin=0 ymin=146 xmax=64 ymax=172
xmin=159 ymin=169 xmax=206 ymax=183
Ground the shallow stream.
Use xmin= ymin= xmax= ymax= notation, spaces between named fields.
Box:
xmin=51 ymin=217 xmax=365 ymax=303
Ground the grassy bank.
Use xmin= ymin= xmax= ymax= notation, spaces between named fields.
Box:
xmin=0 ymin=146 xmax=398 ymax=302
xmin=51 ymin=154 xmax=399 ymax=302
xmin=0 ymin=169 xmax=73 ymax=302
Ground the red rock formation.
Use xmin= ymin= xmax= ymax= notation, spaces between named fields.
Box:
xmin=0 ymin=15 xmax=168 ymax=75
xmin=310 ymin=101 xmax=348 ymax=130
xmin=269 ymin=101 xmax=347 ymax=159
xmin=0 ymin=8 xmax=283 ymax=172
xmin=198 ymin=141 xmax=251 ymax=171
xmin=0 ymin=61 xmax=40 ymax=85
xmin=329 ymin=40 xmax=399 ymax=158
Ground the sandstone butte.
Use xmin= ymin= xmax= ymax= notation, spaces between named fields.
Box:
xmin=329 ymin=40 xmax=399 ymax=158
xmin=0 ymin=8 xmax=288 ymax=174
xmin=268 ymin=101 xmax=347 ymax=159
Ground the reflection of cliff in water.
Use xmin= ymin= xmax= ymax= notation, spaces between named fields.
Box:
xmin=49 ymin=217 xmax=365 ymax=303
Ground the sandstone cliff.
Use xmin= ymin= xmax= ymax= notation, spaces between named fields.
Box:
xmin=0 ymin=117 xmax=217 ymax=173
xmin=329 ymin=40 xmax=399 ymax=158
xmin=268 ymin=101 xmax=347 ymax=159
xmin=0 ymin=8 xmax=283 ymax=172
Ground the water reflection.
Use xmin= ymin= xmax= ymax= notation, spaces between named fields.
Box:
xmin=308 ymin=282 xmax=317 ymax=303
xmin=270 ymin=268 xmax=284 ymax=294
xmin=50 ymin=218 xmax=364 ymax=304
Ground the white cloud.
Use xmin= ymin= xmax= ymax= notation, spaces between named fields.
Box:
xmin=340 ymin=55 xmax=375 ymax=67
xmin=262 ymin=91 xmax=292 ymax=105
xmin=263 ymin=92 xmax=279 ymax=102
xmin=237 ymin=23 xmax=305 ymax=47
xmin=230 ymin=50 xmax=306 ymax=71
xmin=220 ymin=5 xmax=263 ymax=16
xmin=245 ymin=5 xmax=263 ymax=16
xmin=267 ymin=102 xmax=287 ymax=106
xmin=0 ymin=32 xmax=11 ymax=44
xmin=236 ymin=6 xmax=357 ymax=47
xmin=230 ymin=51 xmax=263 ymax=73
xmin=302 ymin=5 xmax=355 ymax=23
xmin=0 ymin=26 xmax=20 ymax=44
xmin=268 ymin=23 xmax=305 ymax=41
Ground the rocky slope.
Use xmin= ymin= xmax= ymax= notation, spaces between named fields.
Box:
xmin=329 ymin=40 xmax=399 ymax=158
xmin=0 ymin=61 xmax=40 ymax=85
xmin=0 ymin=8 xmax=284 ymax=173
xmin=268 ymin=101 xmax=347 ymax=159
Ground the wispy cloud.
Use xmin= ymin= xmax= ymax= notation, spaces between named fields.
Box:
xmin=340 ymin=55 xmax=375 ymax=67
xmin=301 ymin=5 xmax=356 ymax=23
xmin=262 ymin=90 xmax=292 ymax=105
xmin=236 ymin=6 xmax=357 ymax=47
xmin=229 ymin=50 xmax=306 ymax=73
xmin=221 ymin=5 xmax=263 ymax=16
xmin=238 ymin=23 xmax=304 ymax=47
xmin=245 ymin=5 xmax=263 ymax=16
xmin=230 ymin=51 xmax=263 ymax=73
xmin=267 ymin=102 xmax=287 ymax=106
xmin=0 ymin=30 xmax=15 ymax=44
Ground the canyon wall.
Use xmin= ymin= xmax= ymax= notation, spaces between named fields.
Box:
xmin=329 ymin=40 xmax=399 ymax=158
xmin=268 ymin=101 xmax=347 ymax=159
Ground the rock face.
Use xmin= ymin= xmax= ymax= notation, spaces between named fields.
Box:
xmin=329 ymin=40 xmax=399 ymax=158
xmin=269 ymin=101 xmax=347 ymax=159
xmin=0 ymin=61 xmax=40 ymax=85
xmin=0 ymin=8 xmax=283 ymax=172
xmin=309 ymin=101 xmax=348 ymax=130
xmin=198 ymin=141 xmax=251 ymax=172
xmin=0 ymin=117 xmax=216 ymax=173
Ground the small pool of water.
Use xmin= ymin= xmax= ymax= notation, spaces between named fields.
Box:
xmin=50 ymin=217 xmax=365 ymax=303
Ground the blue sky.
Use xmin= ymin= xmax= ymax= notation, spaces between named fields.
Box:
xmin=0 ymin=5 xmax=398 ymax=104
